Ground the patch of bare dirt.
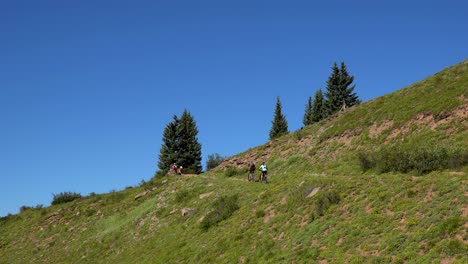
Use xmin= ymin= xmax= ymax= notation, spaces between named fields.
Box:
xmin=263 ymin=205 xmax=275 ymax=224
xmin=273 ymin=231 xmax=285 ymax=241
xmin=441 ymin=257 xmax=455 ymax=264
xmin=369 ymin=120 xmax=394 ymax=139
xmin=424 ymin=184 xmax=435 ymax=203
xmin=399 ymin=215 xmax=407 ymax=232
xmin=280 ymin=195 xmax=287 ymax=205
xmin=199 ymin=191 xmax=213 ymax=199
xmin=299 ymin=214 xmax=310 ymax=227
xmin=336 ymin=237 xmax=344 ymax=246
xmin=386 ymin=209 xmax=394 ymax=216
xmin=182 ymin=174 xmax=198 ymax=177
xmin=449 ymin=171 xmax=465 ymax=175
xmin=216 ymin=142 xmax=274 ymax=170
xmin=462 ymin=206 xmax=468 ymax=218
xmin=297 ymin=135 xmax=314 ymax=149
xmin=387 ymin=103 xmax=468 ymax=142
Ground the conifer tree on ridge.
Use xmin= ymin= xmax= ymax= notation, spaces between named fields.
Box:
xmin=157 ymin=110 xmax=202 ymax=175
xmin=311 ymin=88 xmax=325 ymax=123
xmin=269 ymin=96 xmax=289 ymax=140
xmin=177 ymin=109 xmax=203 ymax=174
xmin=303 ymin=96 xmax=314 ymax=126
xmin=158 ymin=115 xmax=180 ymax=174
xmin=324 ymin=62 xmax=360 ymax=117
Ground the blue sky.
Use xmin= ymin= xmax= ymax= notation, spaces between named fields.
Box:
xmin=1 ymin=0 xmax=467 ymax=216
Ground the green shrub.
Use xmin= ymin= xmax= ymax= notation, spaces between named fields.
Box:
xmin=206 ymin=153 xmax=225 ymax=171
xmin=294 ymin=129 xmax=306 ymax=141
xmin=154 ymin=170 xmax=167 ymax=178
xmin=357 ymin=151 xmax=376 ymax=172
xmin=19 ymin=205 xmax=33 ymax=213
xmin=200 ymin=195 xmax=239 ymax=231
xmin=358 ymin=145 xmax=467 ymax=174
xmin=25 ymin=204 xmax=46 ymax=216
xmin=434 ymin=239 xmax=465 ymax=256
xmin=175 ymin=189 xmax=194 ymax=203
xmin=51 ymin=192 xmax=82 ymax=205
xmin=224 ymin=167 xmax=245 ymax=177
xmin=0 ymin=214 xmax=13 ymax=223
xmin=255 ymin=210 xmax=266 ymax=218
xmin=313 ymin=190 xmax=341 ymax=216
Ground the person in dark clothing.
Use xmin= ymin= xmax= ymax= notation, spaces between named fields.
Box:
xmin=248 ymin=161 xmax=256 ymax=182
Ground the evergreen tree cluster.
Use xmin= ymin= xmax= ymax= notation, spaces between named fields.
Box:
xmin=157 ymin=62 xmax=359 ymax=174
xmin=303 ymin=61 xmax=359 ymax=126
xmin=158 ymin=109 xmax=202 ymax=175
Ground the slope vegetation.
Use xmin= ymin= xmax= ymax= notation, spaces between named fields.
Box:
xmin=1 ymin=61 xmax=467 ymax=263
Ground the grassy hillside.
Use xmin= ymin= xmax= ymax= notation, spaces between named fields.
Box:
xmin=1 ymin=61 xmax=467 ymax=263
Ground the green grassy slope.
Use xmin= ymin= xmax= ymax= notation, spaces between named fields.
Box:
xmin=1 ymin=61 xmax=467 ymax=263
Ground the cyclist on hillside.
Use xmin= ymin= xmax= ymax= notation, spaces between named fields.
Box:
xmin=259 ymin=162 xmax=268 ymax=183
xmin=248 ymin=161 xmax=256 ymax=182
xmin=171 ymin=163 xmax=178 ymax=175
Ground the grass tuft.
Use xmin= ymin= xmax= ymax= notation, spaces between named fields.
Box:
xmin=200 ymin=194 xmax=240 ymax=231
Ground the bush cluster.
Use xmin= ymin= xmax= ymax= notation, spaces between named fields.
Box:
xmin=19 ymin=204 xmax=44 ymax=213
xmin=206 ymin=153 xmax=225 ymax=171
xmin=175 ymin=189 xmax=194 ymax=203
xmin=224 ymin=167 xmax=246 ymax=177
xmin=200 ymin=195 xmax=239 ymax=231
xmin=313 ymin=190 xmax=341 ymax=217
xmin=358 ymin=146 xmax=467 ymax=175
xmin=51 ymin=192 xmax=82 ymax=205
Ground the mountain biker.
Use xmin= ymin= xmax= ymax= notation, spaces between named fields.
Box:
xmin=259 ymin=162 xmax=268 ymax=183
xmin=248 ymin=161 xmax=256 ymax=182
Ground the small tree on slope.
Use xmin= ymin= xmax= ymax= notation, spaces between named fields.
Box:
xmin=311 ymin=88 xmax=326 ymax=122
xmin=157 ymin=110 xmax=203 ymax=175
xmin=303 ymin=96 xmax=314 ymax=126
xmin=176 ymin=109 xmax=203 ymax=174
xmin=158 ymin=115 xmax=180 ymax=174
xmin=324 ymin=62 xmax=360 ymax=117
xmin=270 ymin=97 xmax=289 ymax=140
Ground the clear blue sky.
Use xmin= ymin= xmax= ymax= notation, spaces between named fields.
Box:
xmin=1 ymin=0 xmax=467 ymax=216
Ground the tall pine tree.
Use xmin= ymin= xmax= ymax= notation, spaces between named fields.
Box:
xmin=176 ymin=109 xmax=203 ymax=174
xmin=303 ymin=96 xmax=313 ymax=126
xmin=269 ymin=97 xmax=289 ymax=140
xmin=324 ymin=62 xmax=360 ymax=116
xmin=311 ymin=89 xmax=325 ymax=122
xmin=157 ymin=110 xmax=202 ymax=175
xmin=158 ymin=115 xmax=180 ymax=174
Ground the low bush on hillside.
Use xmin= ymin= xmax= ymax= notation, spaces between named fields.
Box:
xmin=313 ymin=190 xmax=341 ymax=217
xmin=175 ymin=189 xmax=196 ymax=203
xmin=358 ymin=146 xmax=467 ymax=174
xmin=200 ymin=194 xmax=239 ymax=231
xmin=206 ymin=153 xmax=225 ymax=171
xmin=0 ymin=214 xmax=13 ymax=223
xmin=286 ymin=183 xmax=341 ymax=219
xmin=224 ymin=167 xmax=246 ymax=177
xmin=51 ymin=192 xmax=82 ymax=205
xmin=19 ymin=204 xmax=44 ymax=213
xmin=154 ymin=170 xmax=168 ymax=178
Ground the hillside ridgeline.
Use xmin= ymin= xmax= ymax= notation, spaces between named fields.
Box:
xmin=0 ymin=61 xmax=467 ymax=263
